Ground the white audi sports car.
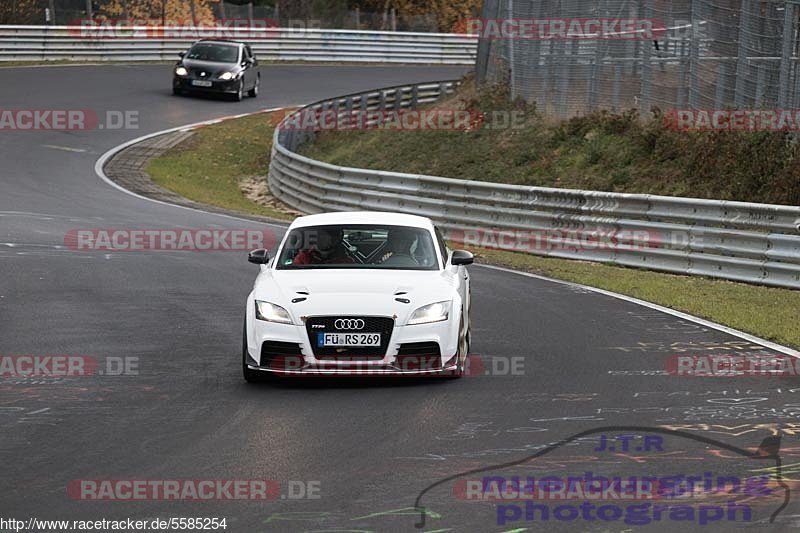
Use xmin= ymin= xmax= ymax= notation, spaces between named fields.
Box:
xmin=243 ymin=212 xmax=473 ymax=380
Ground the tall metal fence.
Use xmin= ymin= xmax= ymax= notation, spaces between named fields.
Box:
xmin=476 ymin=0 xmax=800 ymax=117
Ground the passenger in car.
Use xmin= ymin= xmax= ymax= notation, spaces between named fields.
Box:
xmin=292 ymin=227 xmax=355 ymax=265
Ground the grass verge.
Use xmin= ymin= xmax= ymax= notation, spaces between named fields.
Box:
xmin=146 ymin=111 xmax=293 ymax=221
xmin=145 ymin=110 xmax=800 ymax=349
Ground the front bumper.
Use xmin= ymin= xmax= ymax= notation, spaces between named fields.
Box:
xmin=244 ymin=359 xmax=460 ymax=377
xmin=245 ymin=310 xmax=460 ymax=377
xmin=173 ymin=76 xmax=240 ymax=94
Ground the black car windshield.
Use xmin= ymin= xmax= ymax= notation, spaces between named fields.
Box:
xmin=276 ymin=224 xmax=440 ymax=270
xmin=185 ymin=43 xmax=239 ymax=63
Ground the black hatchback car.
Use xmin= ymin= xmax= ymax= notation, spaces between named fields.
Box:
xmin=172 ymin=40 xmax=260 ymax=101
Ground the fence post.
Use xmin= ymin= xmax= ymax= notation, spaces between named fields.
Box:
xmin=639 ymin=0 xmax=653 ymax=116
xmin=734 ymin=0 xmax=751 ymax=108
xmin=474 ymin=0 xmax=496 ymax=84
xmin=588 ymin=42 xmax=602 ymax=112
xmin=688 ymin=0 xmax=700 ymax=109
xmin=556 ymin=40 xmax=574 ymax=117
xmin=755 ymin=62 xmax=766 ymax=107
xmin=714 ymin=62 xmax=728 ymax=109
xmin=778 ymin=2 xmax=796 ymax=109
xmin=508 ymin=0 xmax=516 ymax=100
xmin=587 ymin=0 xmax=609 ymax=112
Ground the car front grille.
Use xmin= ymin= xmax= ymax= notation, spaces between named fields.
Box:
xmin=187 ymin=68 xmax=218 ymax=79
xmin=305 ymin=316 xmax=394 ymax=359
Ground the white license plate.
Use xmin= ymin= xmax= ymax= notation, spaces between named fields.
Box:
xmin=318 ymin=333 xmax=381 ymax=347
xmin=191 ymin=80 xmax=213 ymax=87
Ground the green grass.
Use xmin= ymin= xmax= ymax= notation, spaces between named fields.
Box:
xmin=146 ymin=109 xmax=800 ymax=350
xmin=472 ymin=246 xmax=800 ymax=349
xmin=146 ymin=111 xmax=293 ymax=221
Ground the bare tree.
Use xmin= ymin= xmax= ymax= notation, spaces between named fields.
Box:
xmin=188 ymin=0 xmax=198 ymax=25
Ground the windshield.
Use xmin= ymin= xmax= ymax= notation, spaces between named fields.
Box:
xmin=185 ymin=43 xmax=239 ymax=63
xmin=276 ymin=224 xmax=440 ymax=270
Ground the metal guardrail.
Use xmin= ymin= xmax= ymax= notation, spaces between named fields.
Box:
xmin=268 ymin=80 xmax=800 ymax=289
xmin=0 ymin=26 xmax=477 ymax=64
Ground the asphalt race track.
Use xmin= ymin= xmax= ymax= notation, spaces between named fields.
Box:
xmin=1 ymin=64 xmax=800 ymax=532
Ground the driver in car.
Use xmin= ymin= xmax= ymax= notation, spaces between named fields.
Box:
xmin=378 ymin=228 xmax=418 ymax=266
xmin=292 ymin=227 xmax=354 ymax=265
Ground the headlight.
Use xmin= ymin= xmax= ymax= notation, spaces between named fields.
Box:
xmin=218 ymin=71 xmax=235 ymax=80
xmin=408 ymin=301 xmax=450 ymax=325
xmin=175 ymin=66 xmax=188 ymax=76
xmin=255 ymin=300 xmax=293 ymax=324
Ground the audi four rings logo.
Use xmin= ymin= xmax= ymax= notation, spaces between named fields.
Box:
xmin=335 ymin=319 xmax=365 ymax=330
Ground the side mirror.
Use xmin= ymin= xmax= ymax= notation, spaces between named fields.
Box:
xmin=450 ymin=250 xmax=474 ymax=266
xmin=248 ymin=249 xmax=270 ymax=265
xmin=178 ymin=51 xmax=186 ymax=58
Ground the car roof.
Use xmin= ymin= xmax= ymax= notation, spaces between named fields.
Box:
xmin=193 ymin=39 xmax=243 ymax=47
xmin=289 ymin=211 xmax=435 ymax=231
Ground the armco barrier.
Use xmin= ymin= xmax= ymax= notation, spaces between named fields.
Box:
xmin=0 ymin=26 xmax=477 ymax=64
xmin=268 ymin=80 xmax=800 ymax=289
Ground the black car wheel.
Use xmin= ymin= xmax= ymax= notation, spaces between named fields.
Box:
xmin=172 ymin=87 xmax=182 ymax=96
xmin=232 ymin=80 xmax=244 ymax=102
xmin=248 ymin=75 xmax=259 ymax=98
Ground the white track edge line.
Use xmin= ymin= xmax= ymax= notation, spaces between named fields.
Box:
xmin=93 ymin=106 xmax=291 ymax=229
xmin=477 ymin=263 xmax=800 ymax=357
